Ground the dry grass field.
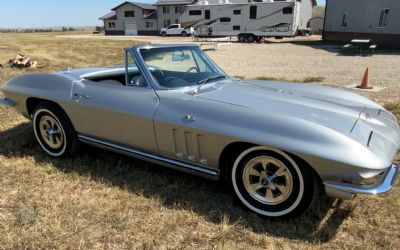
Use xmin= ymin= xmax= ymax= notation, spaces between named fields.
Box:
xmin=0 ymin=32 xmax=399 ymax=249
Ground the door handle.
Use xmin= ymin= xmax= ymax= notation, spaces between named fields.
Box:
xmin=73 ymin=93 xmax=90 ymax=102
xmin=183 ymin=114 xmax=196 ymax=122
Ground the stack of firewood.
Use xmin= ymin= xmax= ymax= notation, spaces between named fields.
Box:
xmin=8 ymin=54 xmax=39 ymax=68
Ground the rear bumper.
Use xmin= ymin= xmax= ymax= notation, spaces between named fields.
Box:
xmin=0 ymin=98 xmax=16 ymax=107
xmin=324 ymin=163 xmax=399 ymax=200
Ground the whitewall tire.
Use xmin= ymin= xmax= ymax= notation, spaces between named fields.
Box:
xmin=229 ymin=146 xmax=316 ymax=218
xmin=32 ymin=102 xmax=79 ymax=157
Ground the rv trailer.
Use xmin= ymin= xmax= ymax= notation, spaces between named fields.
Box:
xmin=181 ymin=0 xmax=314 ymax=42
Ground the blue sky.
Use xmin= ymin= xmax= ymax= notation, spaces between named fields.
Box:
xmin=0 ymin=0 xmax=325 ymax=28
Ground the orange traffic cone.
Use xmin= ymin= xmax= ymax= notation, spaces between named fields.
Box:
xmin=357 ymin=67 xmax=373 ymax=89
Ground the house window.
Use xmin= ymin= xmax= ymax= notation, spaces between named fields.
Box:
xmin=233 ymin=25 xmax=240 ymax=30
xmin=175 ymin=6 xmax=179 ymax=13
xmin=164 ymin=19 xmax=167 ymax=28
xmin=146 ymin=22 xmax=154 ymax=28
xmin=341 ymin=13 xmax=349 ymax=27
xmin=233 ymin=10 xmax=241 ymax=15
xmin=378 ymin=9 xmax=390 ymax=27
xmin=179 ymin=6 xmax=185 ymax=13
xmin=189 ymin=10 xmax=202 ymax=15
xmin=108 ymin=22 xmax=116 ymax=29
xmin=283 ymin=7 xmax=293 ymax=14
xmin=125 ymin=11 xmax=135 ymax=17
xmin=175 ymin=19 xmax=179 ymax=24
xmin=250 ymin=6 xmax=257 ymax=19
xmin=163 ymin=6 xmax=170 ymax=14
xmin=205 ymin=10 xmax=210 ymax=20
xmin=220 ymin=17 xmax=231 ymax=23
xmin=167 ymin=19 xmax=171 ymax=26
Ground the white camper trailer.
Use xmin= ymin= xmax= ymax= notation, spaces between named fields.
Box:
xmin=181 ymin=0 xmax=314 ymax=42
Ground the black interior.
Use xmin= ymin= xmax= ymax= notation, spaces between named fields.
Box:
xmin=87 ymin=74 xmax=126 ymax=85
xmin=153 ymin=70 xmax=213 ymax=88
xmin=86 ymin=69 xmax=214 ymax=88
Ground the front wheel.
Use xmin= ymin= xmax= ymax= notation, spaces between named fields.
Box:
xmin=228 ymin=147 xmax=317 ymax=218
xmin=181 ymin=31 xmax=187 ymax=37
xmin=33 ymin=102 xmax=80 ymax=157
xmin=161 ymin=32 xmax=167 ymax=37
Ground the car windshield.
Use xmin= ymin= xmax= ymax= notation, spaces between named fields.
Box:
xmin=139 ymin=46 xmax=227 ymax=88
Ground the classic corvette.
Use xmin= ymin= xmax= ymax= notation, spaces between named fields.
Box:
xmin=1 ymin=44 xmax=399 ymax=218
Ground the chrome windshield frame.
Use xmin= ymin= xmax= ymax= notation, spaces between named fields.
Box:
xmin=130 ymin=44 xmax=228 ymax=90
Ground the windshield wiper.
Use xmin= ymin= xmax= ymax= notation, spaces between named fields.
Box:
xmin=197 ymin=75 xmax=226 ymax=85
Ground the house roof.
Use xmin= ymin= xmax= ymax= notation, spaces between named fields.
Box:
xmin=275 ymin=0 xmax=317 ymax=6
xmin=111 ymin=1 xmax=157 ymax=10
xmin=142 ymin=10 xmax=158 ymax=19
xmin=99 ymin=11 xmax=117 ymax=20
xmin=154 ymin=0 xmax=196 ymax=6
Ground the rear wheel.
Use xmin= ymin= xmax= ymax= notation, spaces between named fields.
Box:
xmin=228 ymin=146 xmax=316 ymax=218
xmin=32 ymin=102 xmax=79 ymax=157
xmin=247 ymin=34 xmax=255 ymax=43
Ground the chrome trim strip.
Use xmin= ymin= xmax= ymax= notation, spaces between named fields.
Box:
xmin=0 ymin=98 xmax=16 ymax=107
xmin=78 ymin=134 xmax=219 ymax=178
xmin=324 ymin=164 xmax=399 ymax=198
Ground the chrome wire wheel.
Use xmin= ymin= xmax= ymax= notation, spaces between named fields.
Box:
xmin=242 ymin=156 xmax=293 ymax=205
xmin=38 ymin=115 xmax=64 ymax=150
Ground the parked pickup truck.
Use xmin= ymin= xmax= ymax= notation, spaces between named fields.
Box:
xmin=160 ymin=24 xmax=194 ymax=37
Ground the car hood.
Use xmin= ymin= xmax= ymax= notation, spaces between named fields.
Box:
xmin=196 ymin=80 xmax=382 ymax=135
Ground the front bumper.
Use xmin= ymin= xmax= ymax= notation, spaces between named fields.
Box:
xmin=0 ymin=98 xmax=16 ymax=107
xmin=324 ymin=164 xmax=399 ymax=200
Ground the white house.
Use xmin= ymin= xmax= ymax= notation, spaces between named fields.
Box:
xmin=100 ymin=1 xmax=158 ymax=36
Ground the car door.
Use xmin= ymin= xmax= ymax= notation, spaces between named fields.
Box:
xmin=168 ymin=24 xmax=179 ymax=35
xmin=149 ymin=49 xmax=228 ymax=168
xmin=69 ymin=51 xmax=159 ymax=152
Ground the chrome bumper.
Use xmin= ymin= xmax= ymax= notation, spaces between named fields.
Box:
xmin=324 ymin=164 xmax=399 ymax=200
xmin=0 ymin=98 xmax=16 ymax=107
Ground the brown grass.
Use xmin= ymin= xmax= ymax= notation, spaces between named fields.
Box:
xmin=0 ymin=33 xmax=399 ymax=249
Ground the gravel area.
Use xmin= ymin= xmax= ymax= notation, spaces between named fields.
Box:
xmin=62 ymin=34 xmax=400 ymax=102
xmin=206 ymin=41 xmax=400 ymax=103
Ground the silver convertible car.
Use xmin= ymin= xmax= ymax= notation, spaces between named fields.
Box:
xmin=1 ymin=44 xmax=399 ymax=218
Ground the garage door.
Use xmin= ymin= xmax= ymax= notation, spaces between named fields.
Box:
xmin=125 ymin=22 xmax=137 ymax=35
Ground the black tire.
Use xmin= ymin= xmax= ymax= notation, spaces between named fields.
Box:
xmin=238 ymin=34 xmax=245 ymax=43
xmin=227 ymin=146 xmax=317 ymax=218
xmin=247 ymin=34 xmax=255 ymax=43
xmin=161 ymin=32 xmax=167 ymax=37
xmin=182 ymin=31 xmax=187 ymax=37
xmin=32 ymin=102 xmax=80 ymax=157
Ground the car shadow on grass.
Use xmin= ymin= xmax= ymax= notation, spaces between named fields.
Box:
xmin=0 ymin=122 xmax=353 ymax=243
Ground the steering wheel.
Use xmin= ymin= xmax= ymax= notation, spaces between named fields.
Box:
xmin=183 ymin=66 xmax=199 ymax=81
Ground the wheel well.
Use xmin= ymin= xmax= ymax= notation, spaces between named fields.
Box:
xmin=26 ymin=98 xmax=62 ymax=117
xmin=218 ymin=142 xmax=255 ymax=180
xmin=218 ymin=142 xmax=322 ymax=187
